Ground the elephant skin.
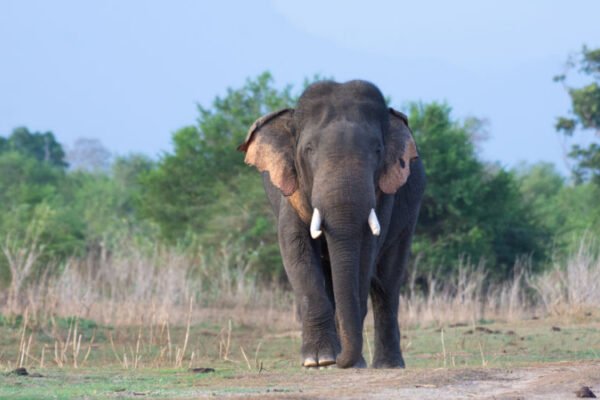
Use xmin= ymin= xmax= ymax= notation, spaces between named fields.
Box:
xmin=238 ymin=80 xmax=425 ymax=368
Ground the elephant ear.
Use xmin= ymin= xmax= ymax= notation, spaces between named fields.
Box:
xmin=237 ymin=109 xmax=297 ymax=196
xmin=378 ymin=108 xmax=419 ymax=194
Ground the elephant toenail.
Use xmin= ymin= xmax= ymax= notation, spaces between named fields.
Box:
xmin=303 ymin=357 xmax=318 ymax=368
xmin=318 ymin=357 xmax=336 ymax=367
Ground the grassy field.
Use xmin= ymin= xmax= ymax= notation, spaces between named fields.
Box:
xmin=1 ymin=310 xmax=599 ymax=399
xmin=1 ymin=240 xmax=599 ymax=398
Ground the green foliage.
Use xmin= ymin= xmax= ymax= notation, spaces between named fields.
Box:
xmin=515 ymin=162 xmax=565 ymax=237
xmin=0 ymin=128 xmax=156 ymax=284
xmin=516 ymin=162 xmax=600 ymax=254
xmin=570 ymin=143 xmax=600 ymax=185
xmin=1 ymin=127 xmax=67 ymax=168
xmin=0 ymin=151 xmax=63 ymax=206
xmin=141 ymin=72 xmax=295 ymax=236
xmin=58 ymin=154 xmax=157 ymax=252
xmin=0 ymin=150 xmax=82 ymax=272
xmin=409 ymin=103 xmax=547 ymax=277
xmin=141 ymin=72 xmax=298 ymax=279
xmin=569 ymin=82 xmax=600 ymax=130
xmin=556 ymin=46 xmax=600 ymax=184
xmin=552 ymin=183 xmax=600 ymax=245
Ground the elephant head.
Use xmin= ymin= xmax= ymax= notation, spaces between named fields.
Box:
xmin=238 ymin=80 xmax=418 ymax=367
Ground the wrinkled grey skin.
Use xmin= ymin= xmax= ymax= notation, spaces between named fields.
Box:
xmin=239 ymin=81 xmax=425 ymax=368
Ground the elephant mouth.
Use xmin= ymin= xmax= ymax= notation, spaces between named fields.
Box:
xmin=309 ymin=208 xmax=381 ymax=239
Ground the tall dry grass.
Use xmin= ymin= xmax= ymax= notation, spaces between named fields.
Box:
xmin=399 ymin=259 xmax=530 ymax=327
xmin=529 ymin=237 xmax=600 ymax=315
xmin=1 ymin=239 xmax=293 ymax=327
xmin=1 ymin=236 xmax=599 ymax=328
xmin=399 ymin=239 xmax=600 ymax=326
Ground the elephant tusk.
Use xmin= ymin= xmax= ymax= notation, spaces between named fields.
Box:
xmin=368 ymin=208 xmax=381 ymax=236
xmin=310 ymin=208 xmax=323 ymax=239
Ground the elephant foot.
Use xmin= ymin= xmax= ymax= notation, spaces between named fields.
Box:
xmin=351 ymin=355 xmax=367 ymax=368
xmin=301 ymin=332 xmax=340 ymax=368
xmin=372 ymin=353 xmax=406 ymax=369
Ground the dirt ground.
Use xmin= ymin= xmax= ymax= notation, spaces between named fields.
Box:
xmin=189 ymin=361 xmax=600 ymax=400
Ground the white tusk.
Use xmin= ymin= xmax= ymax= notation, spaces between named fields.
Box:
xmin=310 ymin=208 xmax=323 ymax=239
xmin=368 ymin=208 xmax=381 ymax=236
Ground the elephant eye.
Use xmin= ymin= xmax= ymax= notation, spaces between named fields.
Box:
xmin=370 ymin=139 xmax=383 ymax=157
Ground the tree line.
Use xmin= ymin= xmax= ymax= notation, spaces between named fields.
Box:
xmin=1 ymin=47 xmax=599 ymax=285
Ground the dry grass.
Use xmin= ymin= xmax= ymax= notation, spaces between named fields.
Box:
xmin=399 ymin=259 xmax=531 ymax=327
xmin=398 ymin=239 xmax=600 ymax=326
xmin=1 ymin=236 xmax=599 ymax=330
xmin=1 ymin=240 xmax=293 ymax=328
xmin=529 ymin=237 xmax=600 ymax=315
xmin=0 ymin=237 xmax=599 ymax=373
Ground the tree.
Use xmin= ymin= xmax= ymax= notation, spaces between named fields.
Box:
xmin=0 ymin=129 xmax=153 ymax=283
xmin=517 ymin=162 xmax=600 ymax=252
xmin=0 ymin=150 xmax=82 ymax=283
xmin=59 ymin=153 xmax=155 ymax=251
xmin=140 ymin=72 xmax=298 ymax=279
xmin=141 ymin=72 xmax=295 ymax=238
xmin=66 ymin=138 xmax=112 ymax=172
xmin=408 ymin=102 xmax=547 ymax=278
xmin=515 ymin=162 xmax=565 ymax=238
xmin=555 ymin=46 xmax=600 ymax=184
xmin=2 ymin=127 xmax=68 ymax=168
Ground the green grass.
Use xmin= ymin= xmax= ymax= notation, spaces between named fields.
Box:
xmin=0 ymin=368 xmax=233 ymax=400
xmin=1 ymin=314 xmax=599 ymax=399
xmin=401 ymin=319 xmax=600 ymax=368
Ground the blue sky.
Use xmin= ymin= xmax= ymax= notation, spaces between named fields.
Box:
xmin=1 ymin=0 xmax=599 ymax=173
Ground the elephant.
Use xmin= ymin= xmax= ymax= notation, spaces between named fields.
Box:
xmin=238 ymin=80 xmax=425 ymax=368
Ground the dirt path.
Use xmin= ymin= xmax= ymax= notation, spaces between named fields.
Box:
xmin=192 ymin=361 xmax=600 ymax=399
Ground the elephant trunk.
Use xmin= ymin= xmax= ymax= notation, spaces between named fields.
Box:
xmin=324 ymin=232 xmax=364 ymax=368
xmin=313 ymin=170 xmax=376 ymax=367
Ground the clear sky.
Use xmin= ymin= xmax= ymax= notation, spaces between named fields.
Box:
xmin=1 ymin=0 xmax=599 ymax=173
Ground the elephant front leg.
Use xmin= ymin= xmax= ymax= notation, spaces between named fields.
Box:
xmin=370 ymin=233 xmax=413 ymax=368
xmin=298 ymin=293 xmax=339 ymax=367
xmin=278 ymin=204 xmax=339 ymax=368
